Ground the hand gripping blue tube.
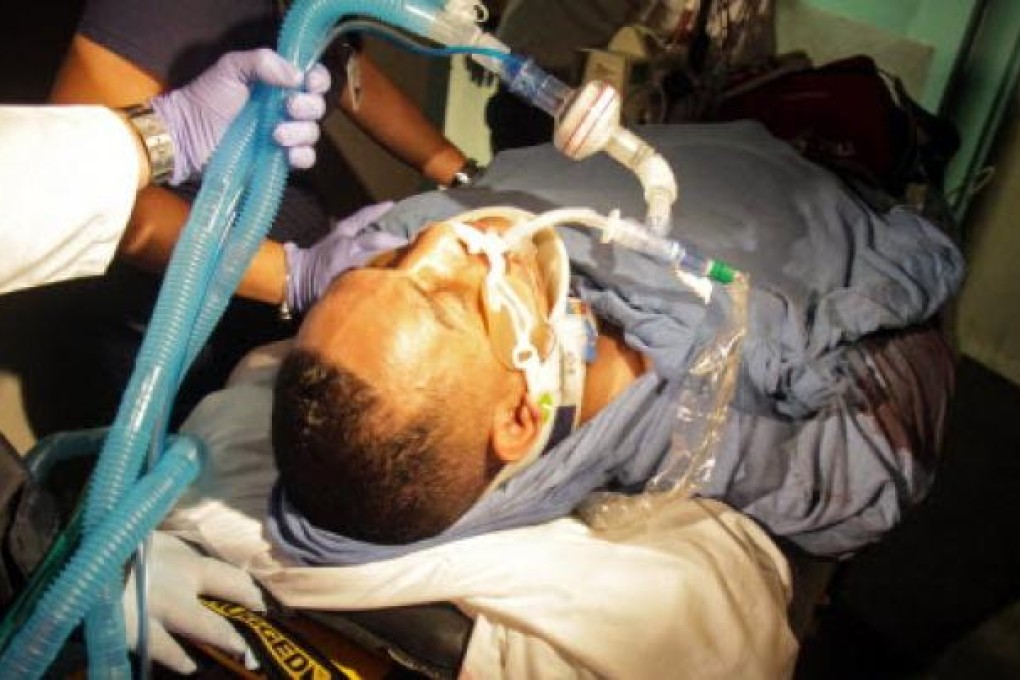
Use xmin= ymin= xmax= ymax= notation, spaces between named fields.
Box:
xmin=184 ymin=0 xmax=452 ymax=367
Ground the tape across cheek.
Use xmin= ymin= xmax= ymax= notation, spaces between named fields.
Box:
xmin=483 ymin=288 xmax=553 ymax=369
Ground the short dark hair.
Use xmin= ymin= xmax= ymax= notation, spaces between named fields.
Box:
xmin=272 ymin=349 xmax=479 ymax=544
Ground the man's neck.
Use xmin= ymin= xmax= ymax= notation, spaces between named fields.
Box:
xmin=578 ymin=325 xmax=650 ymax=425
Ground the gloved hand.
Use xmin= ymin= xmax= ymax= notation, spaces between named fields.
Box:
xmin=284 ymin=201 xmax=406 ymax=314
xmin=122 ymin=532 xmax=266 ymax=675
xmin=152 ymin=48 xmax=331 ymax=185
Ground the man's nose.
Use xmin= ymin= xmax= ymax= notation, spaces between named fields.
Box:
xmin=398 ymin=223 xmax=486 ymax=281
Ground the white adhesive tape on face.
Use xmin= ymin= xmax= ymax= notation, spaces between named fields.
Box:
xmin=447 ymin=220 xmax=543 ymax=393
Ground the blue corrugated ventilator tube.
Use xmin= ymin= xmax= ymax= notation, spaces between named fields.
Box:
xmin=0 ymin=1 xmax=497 ymax=677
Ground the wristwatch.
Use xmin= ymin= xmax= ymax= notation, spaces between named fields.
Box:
xmin=121 ymin=104 xmax=175 ymax=185
xmin=449 ymin=158 xmax=484 ymax=189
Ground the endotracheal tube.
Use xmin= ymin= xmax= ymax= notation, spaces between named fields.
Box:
xmin=503 ymin=207 xmax=736 ymax=284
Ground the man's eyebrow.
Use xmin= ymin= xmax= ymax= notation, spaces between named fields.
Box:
xmin=406 ymin=279 xmax=460 ymax=331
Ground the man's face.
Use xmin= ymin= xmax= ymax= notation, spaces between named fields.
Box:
xmin=295 ymin=218 xmax=553 ymax=420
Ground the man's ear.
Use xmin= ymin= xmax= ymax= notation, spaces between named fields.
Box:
xmin=490 ymin=390 xmax=542 ymax=464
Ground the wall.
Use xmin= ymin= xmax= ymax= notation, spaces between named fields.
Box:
xmin=954 ymin=86 xmax=1020 ymax=386
xmin=443 ymin=55 xmax=498 ymax=165
xmin=775 ymin=0 xmax=1020 ymax=387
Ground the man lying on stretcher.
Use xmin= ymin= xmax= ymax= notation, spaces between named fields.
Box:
xmin=150 ymin=122 xmax=962 ymax=676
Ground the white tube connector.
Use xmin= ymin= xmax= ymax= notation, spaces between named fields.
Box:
xmin=604 ymin=127 xmax=677 ymax=237
xmin=554 ymin=81 xmax=678 ymax=235
xmin=636 ymin=156 xmax=678 ymax=236
xmin=500 ymin=206 xmax=736 ymax=284
xmin=428 ymin=4 xmax=513 ymax=77
xmin=553 ymin=81 xmax=620 ymax=160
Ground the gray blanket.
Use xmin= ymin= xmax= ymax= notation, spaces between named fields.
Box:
xmin=271 ymin=121 xmax=962 ymax=561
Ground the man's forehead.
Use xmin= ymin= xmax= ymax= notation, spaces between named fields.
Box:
xmin=296 ymin=271 xmax=446 ymax=397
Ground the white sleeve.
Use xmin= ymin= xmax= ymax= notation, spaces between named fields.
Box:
xmin=0 ymin=105 xmax=139 ymax=294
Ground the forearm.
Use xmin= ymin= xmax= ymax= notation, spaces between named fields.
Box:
xmin=115 ymin=187 xmax=286 ymax=305
xmin=339 ymin=54 xmax=467 ymax=186
xmin=53 ymin=34 xmax=289 ymax=306
xmin=241 ymin=240 xmax=287 ymax=305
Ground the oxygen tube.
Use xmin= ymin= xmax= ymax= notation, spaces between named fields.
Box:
xmin=503 ymin=208 xmax=736 ymax=284
xmin=0 ymin=437 xmax=203 ymax=678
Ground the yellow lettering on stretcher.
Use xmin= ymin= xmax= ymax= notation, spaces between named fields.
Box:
xmin=200 ymin=597 xmax=362 ymax=680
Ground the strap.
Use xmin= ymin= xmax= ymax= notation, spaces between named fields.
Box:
xmin=120 ymin=105 xmax=175 ymax=185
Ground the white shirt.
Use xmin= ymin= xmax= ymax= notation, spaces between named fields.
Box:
xmin=0 ymin=105 xmax=139 ymax=294
xmin=166 ymin=342 xmax=798 ymax=678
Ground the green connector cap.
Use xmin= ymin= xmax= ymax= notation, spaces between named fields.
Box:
xmin=708 ymin=260 xmax=736 ymax=284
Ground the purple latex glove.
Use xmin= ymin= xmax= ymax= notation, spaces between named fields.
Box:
xmin=152 ymin=48 xmax=331 ymax=185
xmin=284 ymin=202 xmax=406 ymax=313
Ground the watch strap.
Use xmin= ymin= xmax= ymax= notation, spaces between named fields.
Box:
xmin=449 ymin=158 xmax=484 ymax=188
xmin=121 ymin=104 xmax=175 ymax=185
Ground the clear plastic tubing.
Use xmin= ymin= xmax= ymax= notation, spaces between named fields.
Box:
xmin=504 ymin=57 xmax=574 ymax=116
xmin=414 ymin=10 xmax=678 ymax=235
xmin=501 ymin=60 xmax=677 ymax=237
xmin=503 ymin=207 xmax=736 ymax=284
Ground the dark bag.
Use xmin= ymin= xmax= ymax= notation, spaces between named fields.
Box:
xmin=0 ymin=431 xmax=62 ymax=615
xmin=713 ymin=54 xmax=960 ymax=200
